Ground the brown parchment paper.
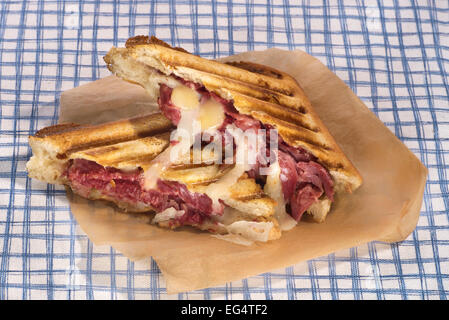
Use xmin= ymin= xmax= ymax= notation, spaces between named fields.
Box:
xmin=58 ymin=49 xmax=427 ymax=293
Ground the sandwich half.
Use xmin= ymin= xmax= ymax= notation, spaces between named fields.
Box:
xmin=103 ymin=36 xmax=362 ymax=229
xmin=26 ymin=113 xmax=281 ymax=243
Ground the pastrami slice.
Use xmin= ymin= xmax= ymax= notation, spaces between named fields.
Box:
xmin=66 ymin=159 xmax=221 ymax=227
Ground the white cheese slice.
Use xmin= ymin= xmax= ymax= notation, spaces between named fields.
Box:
xmin=170 ymin=84 xmax=200 ymax=110
xmin=199 ymin=98 xmax=225 ymax=131
xmin=263 ymin=155 xmax=297 ymax=231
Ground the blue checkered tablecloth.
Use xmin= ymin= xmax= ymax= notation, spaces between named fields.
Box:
xmin=0 ymin=0 xmax=448 ymax=300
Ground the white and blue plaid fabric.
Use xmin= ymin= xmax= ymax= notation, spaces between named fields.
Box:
xmin=0 ymin=0 xmax=448 ymax=300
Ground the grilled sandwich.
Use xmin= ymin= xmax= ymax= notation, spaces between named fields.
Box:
xmin=27 ymin=35 xmax=362 ymax=244
xmin=102 ymin=36 xmax=362 ymax=228
xmin=26 ymin=112 xmax=281 ymax=242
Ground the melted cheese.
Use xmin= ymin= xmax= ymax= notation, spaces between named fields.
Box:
xmin=170 ymin=84 xmax=200 ymax=110
xmin=199 ymin=98 xmax=225 ymax=131
xmin=204 ymin=124 xmax=253 ymax=210
xmin=205 ymin=163 xmax=247 ymax=211
xmin=144 ymin=86 xmax=204 ymax=189
xmin=263 ymin=156 xmax=297 ymax=231
xmin=143 ymin=145 xmax=175 ymax=189
xmin=144 ymin=109 xmax=200 ymax=189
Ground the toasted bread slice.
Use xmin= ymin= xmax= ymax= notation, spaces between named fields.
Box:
xmin=104 ymin=36 xmax=362 ymax=223
xmin=27 ymin=113 xmax=174 ymax=184
xmin=27 ymin=113 xmax=279 ymax=240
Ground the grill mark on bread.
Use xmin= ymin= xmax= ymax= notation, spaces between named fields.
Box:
xmin=247 ymin=108 xmax=319 ymax=134
xmin=125 ymin=35 xmax=190 ymax=54
xmin=63 ymin=132 xmax=169 ymax=156
xmin=256 ymin=111 xmax=318 ymax=133
xmin=34 ymin=123 xmax=83 ymax=138
xmin=322 ymin=162 xmax=344 ymax=170
xmin=225 ymin=61 xmax=284 ymax=79
xmin=223 ymin=83 xmax=298 ymax=110
xmin=199 ymin=74 xmax=305 ymax=113
xmin=84 ymin=145 xmax=120 ymax=156
xmin=231 ymin=192 xmax=266 ymax=201
xmin=293 ymin=138 xmax=331 ymax=151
